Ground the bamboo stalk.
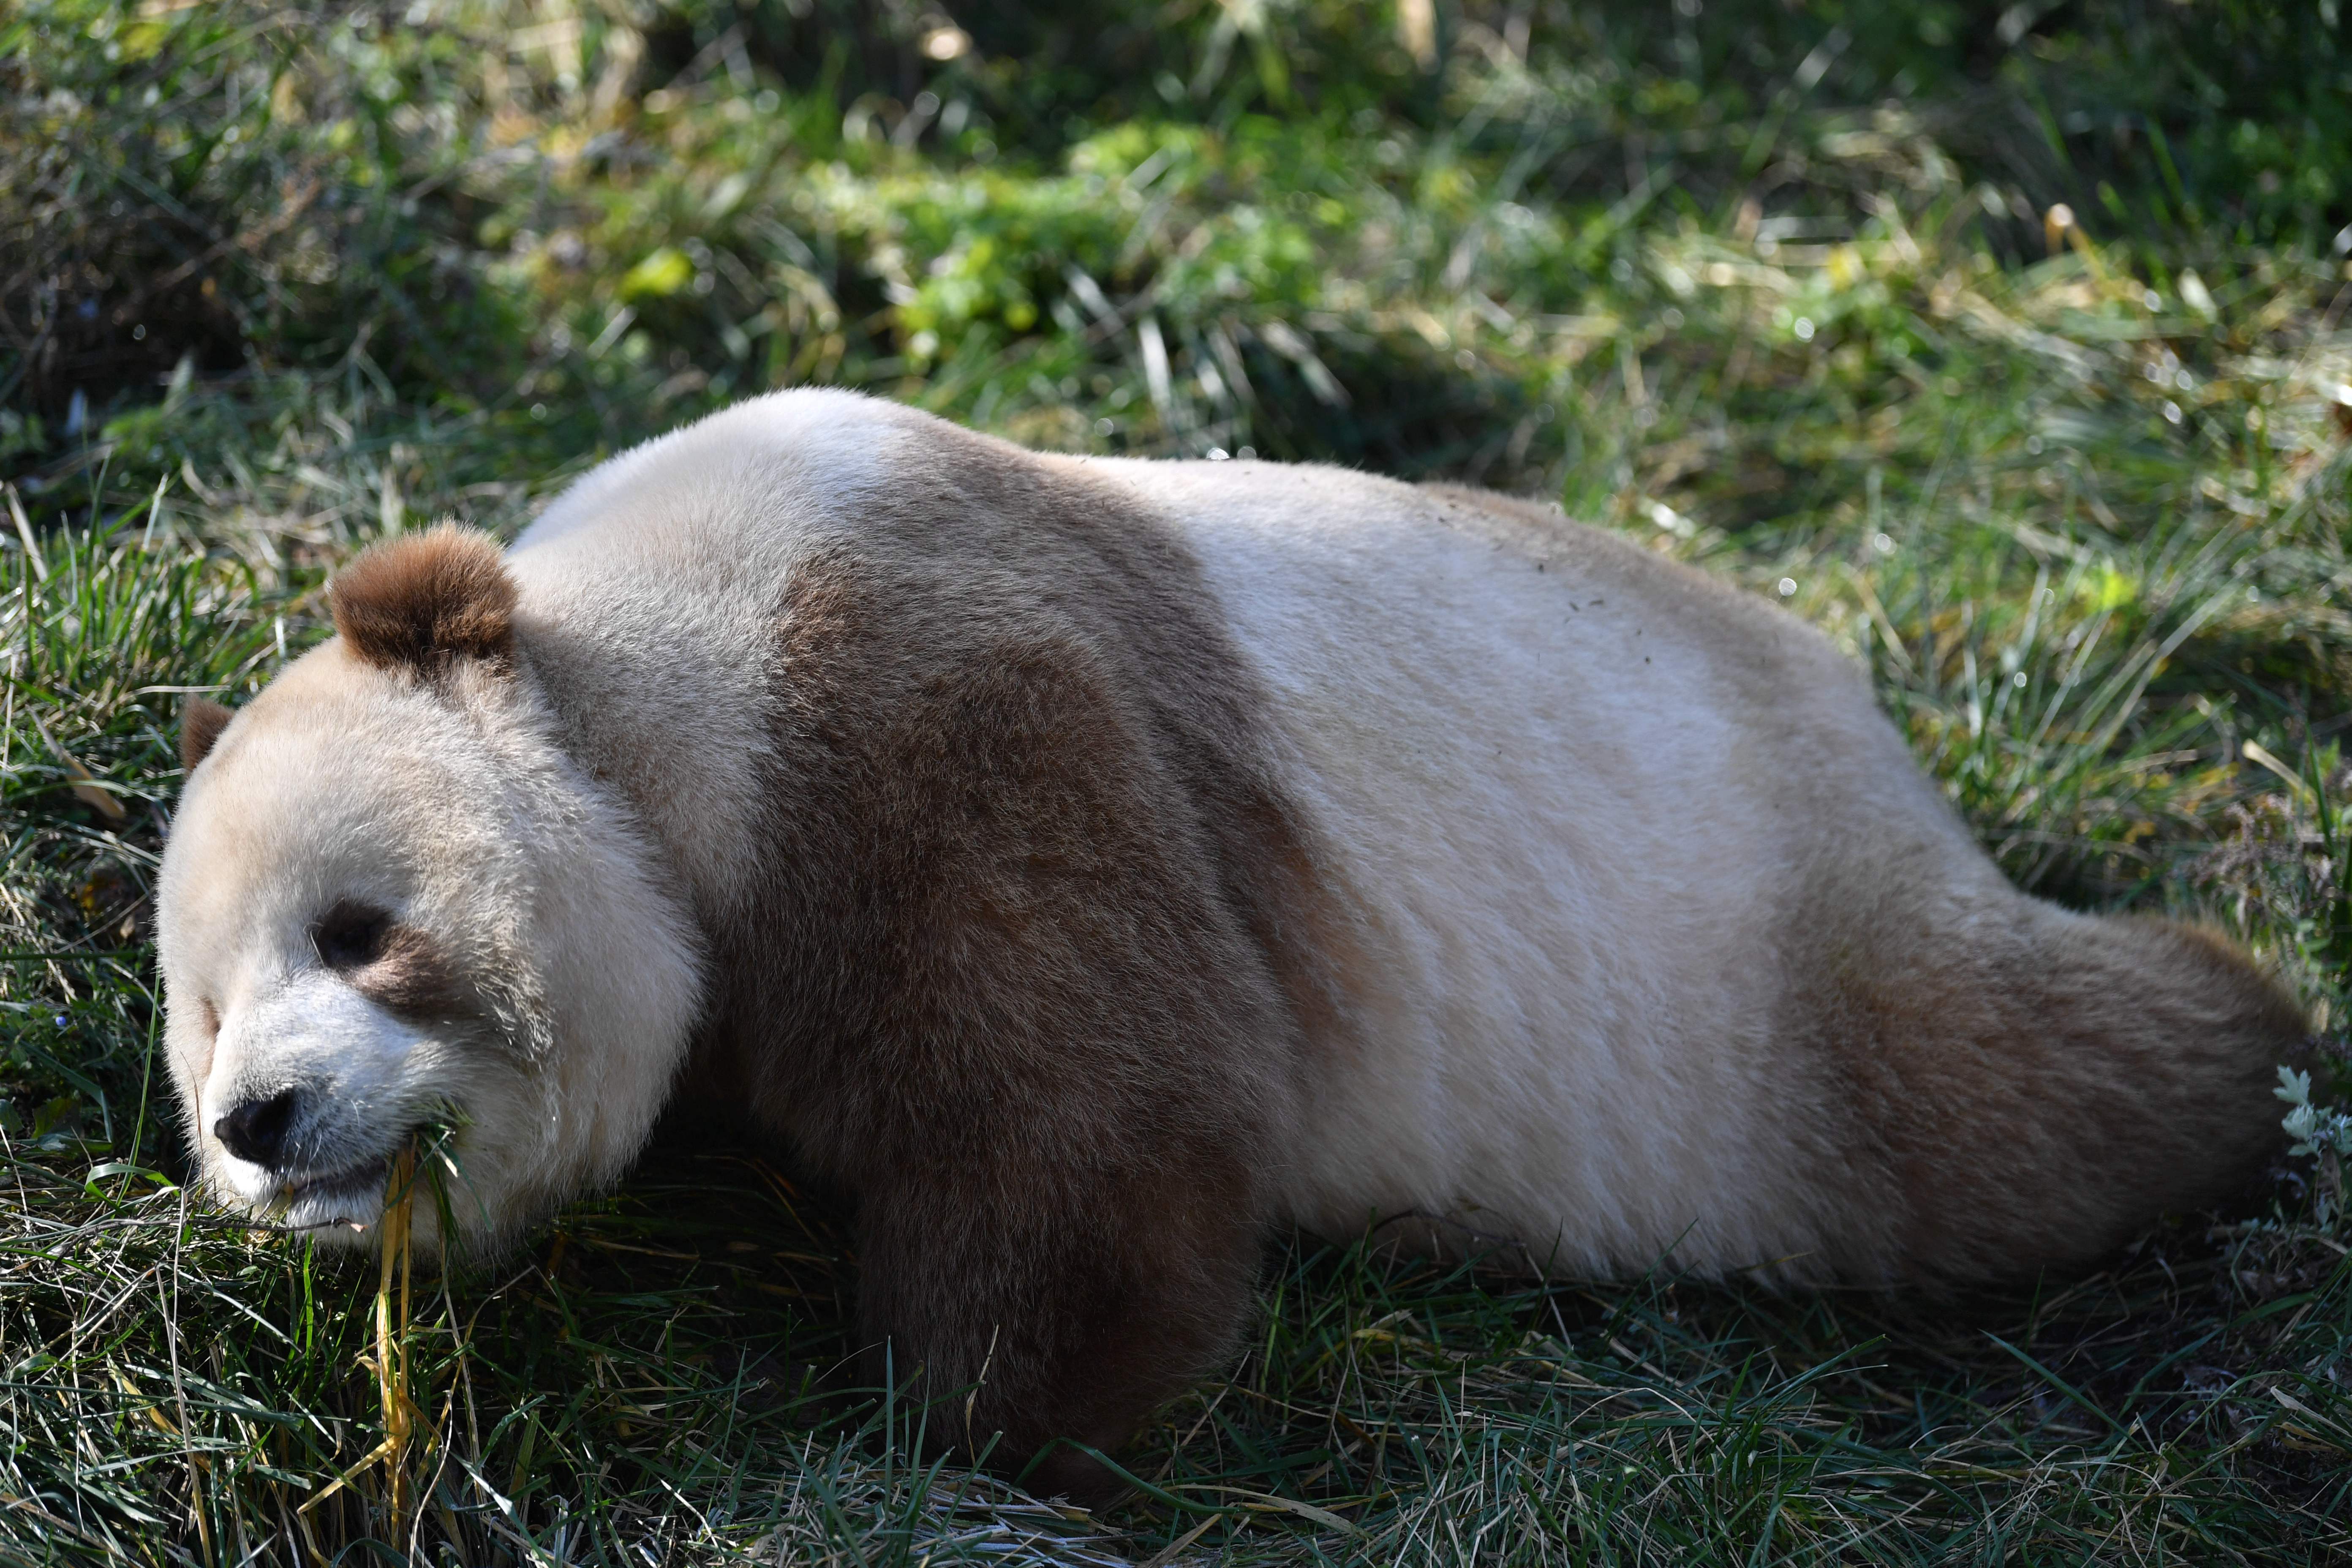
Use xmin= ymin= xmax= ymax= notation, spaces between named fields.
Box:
xmin=379 ymin=1143 xmax=416 ymax=1540
xmin=299 ymin=1140 xmax=418 ymax=1542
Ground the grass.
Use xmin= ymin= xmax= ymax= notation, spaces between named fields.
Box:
xmin=4 ymin=0 xmax=2352 ymax=1562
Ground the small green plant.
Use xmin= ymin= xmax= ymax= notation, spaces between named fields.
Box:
xmin=2276 ymin=1067 xmax=2352 ymax=1227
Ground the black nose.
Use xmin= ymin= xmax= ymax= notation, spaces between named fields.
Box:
xmin=214 ymin=1088 xmax=301 ymax=1168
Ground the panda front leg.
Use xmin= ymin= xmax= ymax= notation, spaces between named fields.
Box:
xmin=849 ymin=1116 xmax=1266 ymax=1501
xmin=741 ymin=627 xmax=1304 ymax=1494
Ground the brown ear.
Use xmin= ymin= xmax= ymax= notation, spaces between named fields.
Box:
xmin=181 ymin=696 xmax=232 ymax=771
xmin=329 ymin=524 xmax=517 ymax=674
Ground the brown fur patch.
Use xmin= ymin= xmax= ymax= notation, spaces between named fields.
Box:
xmin=310 ymin=895 xmax=480 ymax=1026
xmin=1795 ymin=874 xmax=2303 ymax=1283
xmin=330 ymin=525 xmax=517 ymax=674
xmin=661 ymin=431 xmax=1339 ymax=1497
xmin=180 ymin=696 xmax=231 ymax=771
xmin=349 ymin=923 xmax=481 ymax=1026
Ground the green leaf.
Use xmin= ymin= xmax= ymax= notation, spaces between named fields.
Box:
xmin=618 ymin=247 xmax=695 ymax=302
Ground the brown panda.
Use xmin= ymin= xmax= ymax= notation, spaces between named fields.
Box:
xmin=156 ymin=389 xmax=2302 ymax=1496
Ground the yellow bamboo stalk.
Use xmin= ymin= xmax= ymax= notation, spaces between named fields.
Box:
xmin=379 ymin=1143 xmax=416 ymax=1540
xmin=303 ymin=1141 xmax=418 ymax=1541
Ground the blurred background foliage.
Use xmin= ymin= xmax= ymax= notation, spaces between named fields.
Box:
xmin=6 ymin=0 xmax=2351 ymax=482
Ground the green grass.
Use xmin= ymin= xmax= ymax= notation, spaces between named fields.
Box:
xmin=5 ymin=1 xmax=2352 ymax=1562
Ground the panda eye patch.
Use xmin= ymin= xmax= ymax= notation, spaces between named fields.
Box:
xmin=311 ymin=899 xmax=393 ymax=972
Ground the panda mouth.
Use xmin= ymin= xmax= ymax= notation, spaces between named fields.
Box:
xmin=271 ymin=1141 xmax=421 ymax=1230
xmin=260 ymin=1160 xmax=389 ymax=1233
xmin=246 ymin=1119 xmax=456 ymax=1233
xmin=283 ymin=1155 xmax=390 ymax=1204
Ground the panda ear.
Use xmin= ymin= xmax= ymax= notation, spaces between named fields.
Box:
xmin=181 ymin=696 xmax=233 ymax=771
xmin=329 ymin=524 xmax=517 ymax=675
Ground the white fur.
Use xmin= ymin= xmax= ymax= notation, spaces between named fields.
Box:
xmin=509 ymin=389 xmax=900 ymax=915
xmin=1100 ymin=458 xmax=1964 ymax=1273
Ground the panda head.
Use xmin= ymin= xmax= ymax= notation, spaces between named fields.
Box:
xmin=157 ymin=527 xmax=702 ymax=1255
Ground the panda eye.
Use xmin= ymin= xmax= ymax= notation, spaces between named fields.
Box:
xmin=311 ymin=899 xmax=393 ymax=972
